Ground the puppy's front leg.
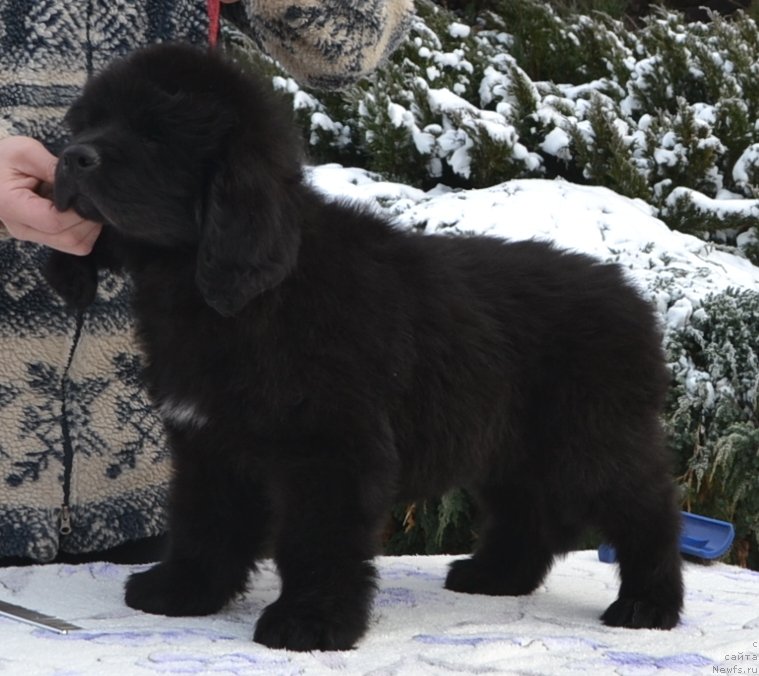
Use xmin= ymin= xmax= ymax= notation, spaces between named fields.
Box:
xmin=44 ymin=250 xmax=100 ymax=310
xmin=43 ymin=230 xmax=122 ymax=310
xmin=125 ymin=434 xmax=271 ymax=616
xmin=254 ymin=441 xmax=396 ymax=652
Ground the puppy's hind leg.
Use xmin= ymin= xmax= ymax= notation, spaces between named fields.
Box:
xmin=597 ymin=454 xmax=683 ymax=630
xmin=125 ymin=442 xmax=270 ymax=617
xmin=445 ymin=478 xmax=576 ymax=597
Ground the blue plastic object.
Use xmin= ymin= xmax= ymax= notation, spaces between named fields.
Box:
xmin=598 ymin=543 xmax=618 ymax=563
xmin=598 ymin=512 xmax=735 ymax=563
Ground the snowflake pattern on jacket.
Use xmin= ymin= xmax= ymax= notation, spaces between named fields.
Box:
xmin=0 ymin=1 xmax=207 ymax=561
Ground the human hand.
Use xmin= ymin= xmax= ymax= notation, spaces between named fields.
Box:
xmin=0 ymin=136 xmax=102 ymax=255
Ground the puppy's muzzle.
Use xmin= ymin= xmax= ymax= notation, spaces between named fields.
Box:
xmin=60 ymin=143 xmax=101 ymax=174
xmin=54 ymin=143 xmax=104 ymax=220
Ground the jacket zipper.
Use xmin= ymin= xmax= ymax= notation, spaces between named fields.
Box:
xmin=85 ymin=0 xmax=93 ymax=77
xmin=59 ymin=505 xmax=72 ymax=536
xmin=59 ymin=311 xmax=85 ymax=536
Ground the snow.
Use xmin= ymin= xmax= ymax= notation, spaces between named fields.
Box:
xmin=448 ymin=22 xmax=471 ymax=39
xmin=2 ymin=554 xmax=759 ymax=675
xmin=733 ymin=143 xmax=759 ymax=186
xmin=540 ymin=126 xmax=571 ymax=157
xmin=307 ymin=166 xmax=759 ymax=329
xmin=426 ymin=87 xmax=477 ymax=116
xmin=666 ymin=186 xmax=759 ymax=220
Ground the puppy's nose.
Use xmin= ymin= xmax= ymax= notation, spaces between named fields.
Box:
xmin=61 ymin=144 xmax=100 ymax=172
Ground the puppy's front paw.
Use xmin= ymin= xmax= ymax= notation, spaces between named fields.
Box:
xmin=125 ymin=562 xmax=229 ymax=617
xmin=601 ymin=597 xmax=680 ymax=630
xmin=253 ymin=597 xmax=367 ymax=652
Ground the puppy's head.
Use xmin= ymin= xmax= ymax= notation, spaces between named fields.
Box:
xmin=56 ymin=43 xmax=303 ymax=316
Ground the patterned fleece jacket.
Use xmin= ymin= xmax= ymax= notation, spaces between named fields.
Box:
xmin=0 ymin=0 xmax=413 ymax=562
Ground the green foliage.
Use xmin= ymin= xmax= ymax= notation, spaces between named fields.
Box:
xmin=567 ymin=95 xmax=652 ymax=200
xmin=636 ymin=98 xmax=726 ymax=205
xmin=494 ymin=0 xmax=599 ymax=83
xmin=628 ymin=13 xmax=702 ymax=112
xmin=384 ymin=490 xmax=477 ymax=555
xmin=550 ymin=0 xmax=630 ymax=17
xmin=743 ymin=234 xmax=759 ymax=266
xmin=660 ymin=187 xmax=759 ymax=258
xmin=667 ymin=289 xmax=759 ymax=567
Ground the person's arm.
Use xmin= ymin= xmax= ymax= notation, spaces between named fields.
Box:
xmin=0 ymin=136 xmax=101 ymax=254
xmin=224 ymin=0 xmax=414 ymax=89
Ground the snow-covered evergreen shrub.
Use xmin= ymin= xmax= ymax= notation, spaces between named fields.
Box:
xmin=225 ymin=0 xmax=759 ymax=256
xmin=667 ymin=289 xmax=759 ymax=568
xmin=640 ymin=100 xmax=726 ymax=204
xmin=493 ymin=0 xmax=621 ymax=83
xmin=567 ymin=95 xmax=652 ymax=200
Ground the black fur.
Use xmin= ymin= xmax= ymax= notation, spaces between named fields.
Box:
xmin=45 ymin=43 xmax=683 ymax=651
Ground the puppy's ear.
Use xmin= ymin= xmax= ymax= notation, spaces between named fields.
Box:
xmin=196 ymin=159 xmax=301 ymax=318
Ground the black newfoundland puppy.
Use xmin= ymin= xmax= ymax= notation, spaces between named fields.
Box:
xmin=45 ymin=43 xmax=683 ymax=651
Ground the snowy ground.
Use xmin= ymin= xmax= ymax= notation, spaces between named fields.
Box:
xmin=2 ymin=553 xmax=759 ymax=675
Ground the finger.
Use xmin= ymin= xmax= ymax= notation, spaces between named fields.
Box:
xmin=77 ymin=221 xmax=102 ymax=253
xmin=10 ymin=189 xmax=95 ymax=235
xmin=8 ymin=219 xmax=102 ymax=255
xmin=5 ymin=138 xmax=58 ymax=185
xmin=13 ymin=190 xmax=68 ymax=232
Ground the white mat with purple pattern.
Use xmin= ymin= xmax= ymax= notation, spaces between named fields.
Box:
xmin=1 ymin=552 xmax=757 ymax=675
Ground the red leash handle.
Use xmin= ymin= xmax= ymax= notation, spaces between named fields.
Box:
xmin=208 ymin=0 xmax=221 ymax=47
